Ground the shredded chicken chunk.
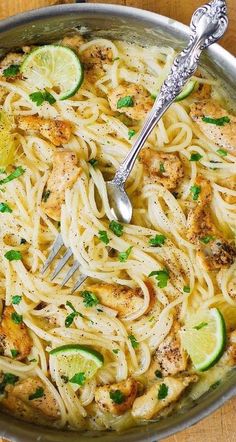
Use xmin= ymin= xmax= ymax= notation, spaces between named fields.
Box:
xmin=0 ymin=306 xmax=32 ymax=361
xmin=0 ymin=52 xmax=23 ymax=77
xmin=154 ymin=323 xmax=187 ymax=376
xmin=61 ymin=34 xmax=85 ymax=53
xmin=17 ymin=116 xmax=72 ymax=146
xmin=190 ymin=100 xmax=236 ymax=154
xmin=80 ymin=43 xmax=113 ymax=82
xmin=108 ymin=84 xmax=153 ymax=120
xmin=85 ymin=281 xmax=155 ymax=317
xmin=42 ymin=150 xmax=81 ymax=221
xmin=95 ymin=378 xmax=138 ymax=415
xmin=218 ymin=176 xmax=236 ymax=204
xmin=140 ymin=148 xmax=184 ymax=191
xmin=1 ymin=377 xmax=60 ymax=424
xmin=132 ymin=375 xmax=197 ymax=420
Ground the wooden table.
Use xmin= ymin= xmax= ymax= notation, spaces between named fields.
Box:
xmin=0 ymin=1 xmax=236 ymax=441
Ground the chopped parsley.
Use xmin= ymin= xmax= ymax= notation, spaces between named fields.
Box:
xmin=193 ymin=321 xmax=208 ymax=330
xmin=12 ymin=295 xmax=22 ymax=305
xmin=0 ymin=202 xmax=12 ymax=213
xmin=190 ymin=153 xmax=203 ymax=162
xmin=113 ymin=57 xmax=120 ymax=61
xmin=81 ymin=290 xmax=99 ymax=307
xmin=28 ymin=387 xmax=45 ymax=401
xmin=69 ymin=372 xmax=86 ymax=386
xmin=148 ymin=269 xmax=169 ymax=288
xmin=150 ymin=93 xmax=157 ymax=100
xmin=42 ymin=189 xmax=51 ymax=202
xmin=216 ymin=148 xmax=228 ymax=157
xmin=190 ymin=185 xmax=201 ymax=201
xmin=109 ymin=389 xmax=125 ymax=404
xmin=88 ymin=158 xmax=98 ymax=167
xmin=155 ymin=370 xmax=163 ymax=379
xmin=128 ymin=334 xmax=139 ymax=349
xmin=118 ymin=246 xmax=133 ymax=262
xmin=159 ymin=162 xmax=165 ymax=173
xmin=109 ymin=220 xmax=123 ymax=237
xmin=202 ymin=116 xmax=230 ymax=126
xmin=3 ymin=64 xmax=20 ymax=78
xmin=0 ymin=166 xmax=25 ymax=186
xmin=128 ymin=129 xmax=136 ymax=140
xmin=4 ymin=250 xmax=22 ymax=261
xmin=200 ymin=235 xmax=215 ymax=244
xmin=29 ymin=90 xmax=56 ymax=106
xmin=10 ymin=349 xmax=19 ymax=358
xmin=65 ymin=301 xmax=79 ymax=327
xmin=0 ymin=373 xmax=19 ymax=394
xmin=158 ymin=383 xmax=168 ymax=400
xmin=149 ymin=234 xmax=166 ymax=247
xmin=183 ymin=286 xmax=190 ymax=293
xmin=98 ymin=230 xmax=110 ymax=245
xmin=112 ymin=349 xmax=120 ymax=354
xmin=11 ymin=312 xmax=23 ymax=324
xmin=117 ymin=96 xmax=134 ymax=109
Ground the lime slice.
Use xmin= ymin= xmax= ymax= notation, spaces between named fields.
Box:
xmin=20 ymin=45 xmax=84 ymax=100
xmin=175 ymin=80 xmax=197 ymax=102
xmin=50 ymin=344 xmax=104 ymax=388
xmin=180 ymin=308 xmax=226 ymax=371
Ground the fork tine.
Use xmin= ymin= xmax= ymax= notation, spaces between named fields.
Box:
xmin=41 ymin=233 xmax=64 ymax=274
xmin=61 ymin=260 xmax=80 ymax=287
xmin=50 ymin=248 xmax=73 ymax=281
xmin=71 ymin=274 xmax=88 ymax=293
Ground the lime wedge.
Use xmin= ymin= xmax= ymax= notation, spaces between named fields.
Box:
xmin=20 ymin=45 xmax=84 ymax=100
xmin=180 ymin=308 xmax=226 ymax=371
xmin=175 ymin=80 xmax=197 ymax=102
xmin=50 ymin=344 xmax=104 ymax=388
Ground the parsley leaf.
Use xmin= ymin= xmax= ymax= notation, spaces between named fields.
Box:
xmin=81 ymin=290 xmax=99 ymax=307
xmin=118 ymin=246 xmax=133 ymax=262
xmin=200 ymin=235 xmax=215 ymax=244
xmin=98 ymin=230 xmax=110 ymax=245
xmin=216 ymin=149 xmax=228 ymax=157
xmin=117 ymin=96 xmax=134 ymax=109
xmin=190 ymin=185 xmax=201 ymax=201
xmin=148 ymin=269 xmax=169 ymax=288
xmin=4 ymin=250 xmax=22 ymax=261
xmin=3 ymin=64 xmax=20 ymax=78
xmin=128 ymin=129 xmax=136 ymax=140
xmin=0 ymin=166 xmax=25 ymax=186
xmin=149 ymin=234 xmax=166 ymax=247
xmin=109 ymin=389 xmax=125 ymax=404
xmin=109 ymin=220 xmax=123 ymax=237
xmin=159 ymin=162 xmax=165 ymax=173
xmin=65 ymin=311 xmax=78 ymax=328
xmin=0 ymin=202 xmax=12 ymax=213
xmin=128 ymin=334 xmax=139 ymax=349
xmin=183 ymin=286 xmax=190 ymax=293
xmin=202 ymin=116 xmax=230 ymax=126
xmin=29 ymin=90 xmax=56 ymax=106
xmin=88 ymin=158 xmax=98 ymax=167
xmin=69 ymin=372 xmax=86 ymax=386
xmin=0 ymin=372 xmax=19 ymax=394
xmin=112 ymin=349 xmax=119 ymax=354
xmin=11 ymin=312 xmax=23 ymax=324
xmin=158 ymin=383 xmax=168 ymax=400
xmin=193 ymin=321 xmax=208 ymax=330
xmin=190 ymin=153 xmax=203 ymax=161
xmin=42 ymin=189 xmax=51 ymax=202
xmin=12 ymin=295 xmax=22 ymax=305
xmin=28 ymin=387 xmax=44 ymax=401
xmin=10 ymin=349 xmax=19 ymax=358
xmin=155 ymin=370 xmax=163 ymax=379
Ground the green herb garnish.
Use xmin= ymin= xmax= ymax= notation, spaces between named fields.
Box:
xmin=81 ymin=290 xmax=99 ymax=307
xmin=193 ymin=322 xmax=208 ymax=330
xmin=109 ymin=220 xmax=123 ymax=237
xmin=3 ymin=64 xmax=20 ymax=78
xmin=183 ymin=286 xmax=190 ymax=293
xmin=112 ymin=349 xmax=120 ymax=354
xmin=10 ymin=349 xmax=19 ymax=358
xmin=4 ymin=250 xmax=22 ymax=261
xmin=190 ymin=153 xmax=203 ymax=162
xmin=128 ymin=129 xmax=136 ymax=140
xmin=202 ymin=116 xmax=230 ymax=126
xmin=200 ymin=235 xmax=215 ymax=244
xmin=148 ymin=269 xmax=169 ymax=288
xmin=0 ymin=202 xmax=12 ymax=213
xmin=128 ymin=334 xmax=139 ymax=349
xmin=190 ymin=185 xmax=201 ymax=201
xmin=155 ymin=370 xmax=163 ymax=379
xmin=0 ymin=373 xmax=19 ymax=394
xmin=109 ymin=389 xmax=125 ymax=404
xmin=42 ymin=189 xmax=51 ymax=202
xmin=29 ymin=90 xmax=56 ymax=106
xmin=159 ymin=162 xmax=165 ymax=173
xmin=149 ymin=234 xmax=166 ymax=247
xmin=216 ymin=149 xmax=228 ymax=157
xmin=98 ymin=230 xmax=110 ymax=245
xmin=158 ymin=383 xmax=168 ymax=400
xmin=117 ymin=96 xmax=134 ymax=109
xmin=0 ymin=166 xmax=25 ymax=186
xmin=88 ymin=158 xmax=98 ymax=167
xmin=12 ymin=295 xmax=22 ymax=305
xmin=11 ymin=312 xmax=23 ymax=324
xmin=65 ymin=312 xmax=78 ymax=328
xmin=69 ymin=372 xmax=86 ymax=386
xmin=118 ymin=246 xmax=133 ymax=262
xmin=28 ymin=387 xmax=45 ymax=401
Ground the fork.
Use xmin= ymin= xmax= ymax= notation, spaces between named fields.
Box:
xmin=41 ymin=0 xmax=228 ymax=291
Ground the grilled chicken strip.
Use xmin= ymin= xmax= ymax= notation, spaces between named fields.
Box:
xmin=42 ymin=150 xmax=81 ymax=221
xmin=0 ymin=306 xmax=32 ymax=361
xmin=108 ymin=84 xmax=153 ymax=120
xmin=17 ymin=116 xmax=72 ymax=147
xmin=140 ymin=148 xmax=184 ymax=191
xmin=190 ymin=100 xmax=236 ymax=154
xmin=95 ymin=378 xmax=138 ymax=415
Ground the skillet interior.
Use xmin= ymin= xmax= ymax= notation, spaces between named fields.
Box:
xmin=0 ymin=4 xmax=235 ymax=441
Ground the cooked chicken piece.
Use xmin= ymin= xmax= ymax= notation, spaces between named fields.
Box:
xmin=108 ymin=84 xmax=153 ymax=121
xmin=187 ymin=176 xmax=236 ymax=269
xmin=80 ymin=43 xmax=113 ymax=82
xmin=85 ymin=281 xmax=155 ymax=317
xmin=0 ymin=306 xmax=32 ymax=361
xmin=0 ymin=52 xmax=23 ymax=77
xmin=95 ymin=378 xmax=138 ymax=416
xmin=145 ymin=358 xmax=162 ymax=383
xmin=132 ymin=375 xmax=197 ymax=420
xmin=190 ymin=100 xmax=236 ymax=154
xmin=1 ymin=377 xmax=60 ymax=424
xmin=17 ymin=116 xmax=72 ymax=147
xmin=154 ymin=322 xmax=187 ymax=376
xmin=61 ymin=34 xmax=85 ymax=53
xmin=42 ymin=150 xmax=81 ymax=221
xmin=192 ymin=82 xmax=212 ymax=100
xmin=218 ymin=176 xmax=236 ymax=204
xmin=139 ymin=148 xmax=184 ymax=191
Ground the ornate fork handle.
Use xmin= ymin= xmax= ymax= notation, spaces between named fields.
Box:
xmin=113 ymin=0 xmax=228 ymax=187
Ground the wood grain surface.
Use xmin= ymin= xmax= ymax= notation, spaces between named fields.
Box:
xmin=0 ymin=1 xmax=236 ymax=442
